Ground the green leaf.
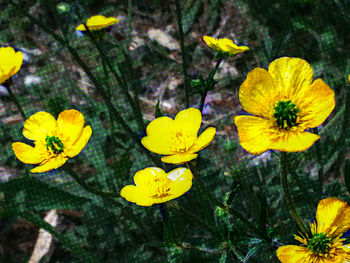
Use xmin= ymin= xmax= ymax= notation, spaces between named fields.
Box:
xmin=0 ymin=177 xmax=89 ymax=211
xmin=155 ymin=100 xmax=163 ymax=118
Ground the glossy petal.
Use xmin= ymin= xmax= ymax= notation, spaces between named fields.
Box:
xmin=141 ymin=116 xmax=175 ymax=155
xmin=234 ymin=115 xmax=272 ymax=155
xmin=30 ymin=155 xmax=68 ymax=173
xmin=270 ymin=130 xmax=320 ymax=152
xmin=268 ymin=57 xmax=314 ymax=99
xmin=22 ymin=112 xmax=57 ymax=141
xmin=133 ymin=167 xmax=165 ymax=187
xmin=276 ymin=245 xmax=310 ymax=263
xmin=65 ymin=125 xmax=92 ymax=158
xmin=203 ymin=36 xmax=249 ymax=55
xmin=161 ymin=153 xmax=198 ymax=164
xmin=120 ymin=185 xmax=153 ymax=206
xmin=239 ymin=68 xmax=277 ymax=118
xmin=190 ymin=127 xmax=216 ymax=153
xmin=296 ymin=79 xmax=335 ymax=128
xmin=203 ymin=35 xmax=218 ymax=49
xmin=174 ymin=108 xmax=202 ymax=137
xmin=167 ymin=168 xmax=193 ymax=198
xmin=11 ymin=142 xmax=45 ymax=164
xmin=316 ymin=197 xmax=350 ymax=237
xmin=57 ymin=109 xmax=85 ymax=145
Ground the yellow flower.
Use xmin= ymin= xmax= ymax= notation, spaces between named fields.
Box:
xmin=276 ymin=197 xmax=350 ymax=263
xmin=348 ymin=74 xmax=350 ymax=84
xmin=202 ymin=35 xmax=249 ymax=56
xmin=141 ymin=108 xmax=216 ymax=164
xmin=234 ymin=57 xmax=335 ymax=155
xmin=76 ymin=15 xmax=120 ymax=31
xmin=120 ymin=167 xmax=193 ymax=206
xmin=12 ymin=109 xmax=92 ymax=173
xmin=0 ymin=47 xmax=23 ymax=84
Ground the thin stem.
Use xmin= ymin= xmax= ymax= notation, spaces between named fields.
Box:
xmin=63 ymin=166 xmax=120 ymax=198
xmin=82 ymin=23 xmax=145 ymax=131
xmin=186 ymin=162 xmax=271 ymax=242
xmin=3 ymin=80 xmax=26 ymax=119
xmin=19 ymin=210 xmax=97 ymax=263
xmin=280 ymin=152 xmax=309 ymax=235
xmin=199 ymin=58 xmax=223 ymax=112
xmin=312 ymin=127 xmax=324 ymax=193
xmin=175 ymin=0 xmax=190 ymax=108
xmin=127 ymin=0 xmax=133 ymax=48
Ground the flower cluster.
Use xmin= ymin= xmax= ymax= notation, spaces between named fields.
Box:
xmin=121 ymin=108 xmax=216 ymax=206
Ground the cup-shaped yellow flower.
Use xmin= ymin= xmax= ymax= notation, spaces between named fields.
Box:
xmin=141 ymin=108 xmax=216 ymax=164
xmin=120 ymin=167 xmax=193 ymax=206
xmin=12 ymin=109 xmax=92 ymax=173
xmin=277 ymin=197 xmax=350 ymax=263
xmin=76 ymin=15 xmax=121 ymax=31
xmin=203 ymin=35 xmax=249 ymax=56
xmin=234 ymin=57 xmax=335 ymax=155
xmin=0 ymin=46 xmax=23 ymax=84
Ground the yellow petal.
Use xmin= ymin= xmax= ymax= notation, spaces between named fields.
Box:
xmin=11 ymin=142 xmax=45 ymax=164
xmin=141 ymin=116 xmax=175 ymax=155
xmin=268 ymin=57 xmax=314 ymax=99
xmin=296 ymin=79 xmax=335 ymax=128
xmin=77 ymin=15 xmax=120 ymax=31
xmin=30 ymin=155 xmax=68 ymax=173
xmin=216 ymin=38 xmax=249 ymax=55
xmin=76 ymin=24 xmax=86 ymax=31
xmin=276 ymin=245 xmax=311 ymax=263
xmin=22 ymin=112 xmax=57 ymax=141
xmin=239 ymin=67 xmax=277 ymax=118
xmin=167 ymin=167 xmax=193 ymax=198
xmin=203 ymin=35 xmax=219 ymax=50
xmin=120 ymin=185 xmax=154 ymax=206
xmin=57 ymin=109 xmax=86 ymax=145
xmin=174 ymin=108 xmax=202 ymax=137
xmin=316 ymin=197 xmax=350 ymax=237
xmin=161 ymin=153 xmax=198 ymax=164
xmin=234 ymin=115 xmax=272 ymax=155
xmin=190 ymin=127 xmax=216 ymax=153
xmin=270 ymin=130 xmax=320 ymax=152
xmin=0 ymin=47 xmax=23 ymax=84
xmin=66 ymin=125 xmax=92 ymax=158
xmin=133 ymin=167 xmax=165 ymax=187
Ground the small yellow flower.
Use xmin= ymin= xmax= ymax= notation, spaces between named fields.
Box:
xmin=12 ymin=109 xmax=92 ymax=173
xmin=0 ymin=47 xmax=23 ymax=84
xmin=76 ymin=15 xmax=120 ymax=31
xmin=120 ymin=167 xmax=193 ymax=206
xmin=141 ymin=108 xmax=216 ymax=164
xmin=202 ymin=35 xmax=249 ymax=56
xmin=276 ymin=197 xmax=350 ymax=263
xmin=234 ymin=57 xmax=335 ymax=155
xmin=348 ymin=74 xmax=350 ymax=84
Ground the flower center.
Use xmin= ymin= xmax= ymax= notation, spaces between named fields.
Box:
xmin=307 ymin=233 xmax=332 ymax=254
xmin=170 ymin=130 xmax=194 ymax=153
xmin=45 ymin=136 xmax=64 ymax=154
xmin=148 ymin=175 xmax=171 ymax=198
xmin=273 ymin=100 xmax=300 ymax=129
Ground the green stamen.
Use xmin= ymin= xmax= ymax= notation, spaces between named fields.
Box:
xmin=307 ymin=233 xmax=331 ymax=254
xmin=46 ymin=136 xmax=64 ymax=154
xmin=274 ymin=100 xmax=300 ymax=129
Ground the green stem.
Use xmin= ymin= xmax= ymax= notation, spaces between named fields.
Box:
xmin=186 ymin=163 xmax=271 ymax=241
xmin=3 ymin=80 xmax=26 ymax=119
xmin=82 ymin=23 xmax=145 ymax=131
xmin=168 ymin=202 xmax=217 ymax=237
xmin=280 ymin=152 xmax=309 ymax=235
xmin=175 ymin=0 xmax=190 ymax=108
xmin=127 ymin=0 xmax=133 ymax=48
xmin=19 ymin=210 xmax=97 ymax=263
xmin=312 ymin=127 xmax=324 ymax=193
xmin=63 ymin=166 xmax=119 ymax=198
xmin=199 ymin=58 xmax=223 ymax=112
